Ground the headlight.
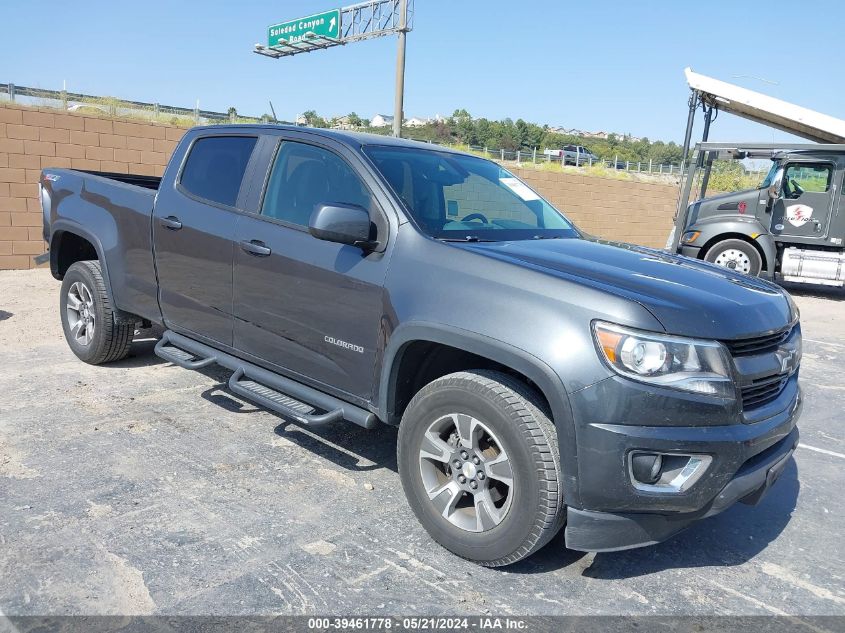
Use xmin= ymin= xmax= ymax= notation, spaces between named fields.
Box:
xmin=592 ymin=321 xmax=735 ymax=398
xmin=681 ymin=230 xmax=701 ymax=244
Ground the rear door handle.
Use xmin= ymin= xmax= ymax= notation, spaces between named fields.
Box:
xmin=240 ymin=239 xmax=271 ymax=257
xmin=160 ymin=216 xmax=182 ymax=230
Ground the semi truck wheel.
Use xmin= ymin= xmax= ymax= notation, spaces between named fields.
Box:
xmin=398 ymin=370 xmax=564 ymax=567
xmin=704 ymin=239 xmax=762 ymax=276
xmin=60 ymin=260 xmax=133 ymax=364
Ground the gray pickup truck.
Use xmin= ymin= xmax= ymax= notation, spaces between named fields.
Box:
xmin=41 ymin=125 xmax=801 ymax=566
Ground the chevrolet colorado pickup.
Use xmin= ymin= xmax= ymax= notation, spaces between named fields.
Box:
xmin=41 ymin=125 xmax=801 ymax=566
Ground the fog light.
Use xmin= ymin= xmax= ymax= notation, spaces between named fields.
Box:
xmin=631 ymin=453 xmax=663 ymax=484
xmin=628 ymin=451 xmax=712 ymax=493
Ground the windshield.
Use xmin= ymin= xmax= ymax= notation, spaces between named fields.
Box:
xmin=364 ymin=146 xmax=579 ymax=241
xmin=758 ymin=161 xmax=779 ymax=189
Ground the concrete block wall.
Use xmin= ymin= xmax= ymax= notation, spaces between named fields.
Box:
xmin=0 ymin=104 xmax=185 ymax=269
xmin=0 ymin=102 xmax=678 ymax=269
xmin=444 ymin=175 xmax=529 ymax=223
xmin=512 ymin=167 xmax=678 ymax=248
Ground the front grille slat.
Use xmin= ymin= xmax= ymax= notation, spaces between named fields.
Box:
xmin=740 ymin=375 xmax=788 ymax=408
xmin=725 ymin=328 xmax=791 ymax=356
xmin=724 ymin=324 xmax=796 ymax=411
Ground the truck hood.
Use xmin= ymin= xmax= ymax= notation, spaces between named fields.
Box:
xmin=457 ymin=238 xmax=792 ymax=339
xmin=688 ymin=188 xmax=761 ymax=225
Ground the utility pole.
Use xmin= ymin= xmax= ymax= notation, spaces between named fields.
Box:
xmin=393 ymin=0 xmax=408 ymax=138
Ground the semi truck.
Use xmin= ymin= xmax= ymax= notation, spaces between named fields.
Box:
xmin=668 ymin=69 xmax=845 ymax=288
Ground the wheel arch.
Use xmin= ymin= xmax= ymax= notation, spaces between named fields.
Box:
xmin=379 ymin=322 xmax=580 ymax=506
xmin=49 ymin=223 xmax=113 ymax=298
xmin=698 ymin=229 xmax=776 ymax=274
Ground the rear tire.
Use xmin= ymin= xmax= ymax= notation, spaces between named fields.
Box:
xmin=60 ymin=260 xmax=133 ymax=365
xmin=398 ymin=370 xmax=564 ymax=567
xmin=704 ymin=238 xmax=762 ymax=276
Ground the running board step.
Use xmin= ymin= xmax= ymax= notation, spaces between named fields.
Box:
xmin=228 ymin=367 xmax=343 ymax=427
xmin=154 ymin=338 xmax=216 ymax=369
xmin=153 ymin=330 xmax=378 ymax=429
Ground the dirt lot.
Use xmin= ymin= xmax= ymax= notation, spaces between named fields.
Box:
xmin=1 ymin=269 xmax=844 ymax=618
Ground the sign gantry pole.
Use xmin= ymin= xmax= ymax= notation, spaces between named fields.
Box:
xmin=392 ymin=0 xmax=408 ymax=138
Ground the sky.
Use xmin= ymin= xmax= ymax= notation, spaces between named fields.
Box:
xmin=3 ymin=0 xmax=845 ymax=144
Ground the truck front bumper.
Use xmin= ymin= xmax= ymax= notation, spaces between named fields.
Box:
xmin=564 ymin=427 xmax=798 ymax=551
xmin=562 ymin=375 xmax=802 ymax=552
xmin=678 ymin=244 xmax=701 ymax=259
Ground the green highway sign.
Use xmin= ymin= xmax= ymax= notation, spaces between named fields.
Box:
xmin=268 ymin=9 xmax=341 ymax=47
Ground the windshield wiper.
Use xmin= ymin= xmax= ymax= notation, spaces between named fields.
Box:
xmin=531 ymin=234 xmax=561 ymax=240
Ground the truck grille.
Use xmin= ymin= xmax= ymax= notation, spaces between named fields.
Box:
xmin=724 ymin=326 xmax=792 ymax=356
xmin=740 ymin=373 xmax=789 ymax=409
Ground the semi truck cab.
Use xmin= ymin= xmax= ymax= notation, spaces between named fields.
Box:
xmin=668 ymin=69 xmax=845 ymax=288
xmin=674 ymin=145 xmax=845 ymax=286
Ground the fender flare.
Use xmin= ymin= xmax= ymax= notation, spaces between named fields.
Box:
xmin=379 ymin=321 xmax=582 ymax=507
xmin=49 ymin=220 xmax=115 ymax=306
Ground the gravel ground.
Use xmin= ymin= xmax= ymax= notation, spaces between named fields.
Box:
xmin=0 ymin=269 xmax=843 ymax=618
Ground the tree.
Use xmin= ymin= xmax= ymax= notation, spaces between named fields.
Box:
xmin=357 ymin=105 xmax=682 ymax=164
xmin=347 ymin=112 xmax=363 ymax=127
xmin=302 ymin=109 xmax=328 ymax=128
xmin=450 ymin=108 xmax=475 ymax=144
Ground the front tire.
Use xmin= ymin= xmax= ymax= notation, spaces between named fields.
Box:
xmin=60 ymin=260 xmax=133 ymax=364
xmin=398 ymin=370 xmax=564 ymax=567
xmin=704 ymin=238 xmax=762 ymax=276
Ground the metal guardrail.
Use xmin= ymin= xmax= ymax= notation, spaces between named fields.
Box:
xmin=411 ymin=141 xmax=688 ymax=175
xmin=0 ymin=82 xmax=279 ymax=125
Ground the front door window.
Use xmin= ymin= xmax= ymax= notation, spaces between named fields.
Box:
xmin=772 ymin=163 xmax=834 ymax=239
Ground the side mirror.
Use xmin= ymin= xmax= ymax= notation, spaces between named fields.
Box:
xmin=309 ymin=203 xmax=376 ymax=250
xmin=768 ymin=167 xmax=784 ymax=200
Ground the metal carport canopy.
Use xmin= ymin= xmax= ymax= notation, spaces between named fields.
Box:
xmin=685 ymin=67 xmax=845 ymax=144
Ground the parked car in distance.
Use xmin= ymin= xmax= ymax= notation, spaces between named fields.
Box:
xmin=562 ymin=144 xmax=599 ymax=165
xmin=41 ymin=125 xmax=801 ymax=566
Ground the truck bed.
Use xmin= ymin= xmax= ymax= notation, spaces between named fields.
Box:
xmin=41 ymin=167 xmax=162 ymax=323
xmin=78 ymin=170 xmax=162 ymax=190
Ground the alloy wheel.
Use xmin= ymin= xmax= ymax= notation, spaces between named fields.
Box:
xmin=418 ymin=413 xmax=514 ymax=532
xmin=66 ymin=281 xmax=96 ymax=346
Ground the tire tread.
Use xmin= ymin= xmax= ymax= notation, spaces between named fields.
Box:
xmin=401 ymin=369 xmax=565 ymax=567
xmin=63 ymin=260 xmax=133 ymax=364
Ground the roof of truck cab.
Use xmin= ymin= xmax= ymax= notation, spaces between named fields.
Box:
xmin=685 ymin=68 xmax=845 ymax=144
xmin=187 ymin=124 xmax=469 ymax=154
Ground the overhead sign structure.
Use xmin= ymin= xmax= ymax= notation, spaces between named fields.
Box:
xmin=255 ymin=0 xmax=414 ymax=138
xmin=267 ymin=9 xmax=341 ymax=47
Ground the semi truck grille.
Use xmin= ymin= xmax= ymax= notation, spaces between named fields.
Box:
xmin=724 ymin=326 xmax=792 ymax=356
xmin=741 ymin=373 xmax=789 ymax=409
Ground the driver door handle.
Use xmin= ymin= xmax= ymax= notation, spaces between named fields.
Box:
xmin=240 ymin=239 xmax=271 ymax=257
xmin=159 ymin=215 xmax=182 ymax=230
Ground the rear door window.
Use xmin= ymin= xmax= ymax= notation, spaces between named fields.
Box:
xmin=180 ymin=136 xmax=257 ymax=207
